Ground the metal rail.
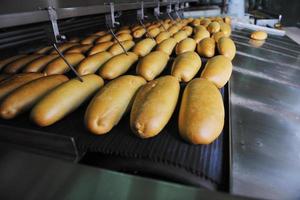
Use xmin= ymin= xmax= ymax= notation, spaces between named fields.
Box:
xmin=0 ymin=0 xmax=196 ymax=29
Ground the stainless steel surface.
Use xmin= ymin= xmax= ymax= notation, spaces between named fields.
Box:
xmin=230 ymin=29 xmax=300 ymax=200
xmin=232 ymin=29 xmax=300 ymax=50
xmin=0 ymin=14 xmax=104 ymax=52
xmin=0 ymin=0 xmax=154 ymax=14
xmin=183 ymin=6 xmax=221 ymax=18
xmin=55 ymin=5 xmax=107 ymax=19
xmin=0 ymin=124 xmax=80 ymax=161
xmin=256 ymin=19 xmax=278 ymax=27
xmin=284 ymin=27 xmax=300 ymax=45
xmin=0 ymin=0 xmax=52 ymax=14
xmin=232 ymin=36 xmax=300 ymax=58
xmin=55 ymin=2 xmax=170 ymax=19
xmin=0 ymin=26 xmax=46 ymax=49
xmin=0 ymin=11 xmax=49 ymax=28
xmin=0 ymin=0 xmax=195 ymax=29
xmin=0 ymin=143 xmax=250 ymax=200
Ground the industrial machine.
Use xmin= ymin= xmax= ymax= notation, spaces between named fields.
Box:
xmin=0 ymin=1 xmax=299 ymax=200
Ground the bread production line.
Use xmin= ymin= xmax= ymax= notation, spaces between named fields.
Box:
xmin=0 ymin=0 xmax=299 ymax=199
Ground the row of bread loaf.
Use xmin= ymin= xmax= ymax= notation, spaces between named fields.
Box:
xmin=0 ymin=16 xmax=233 ymax=77
xmin=0 ymin=72 xmax=229 ymax=144
xmin=0 ymin=50 xmax=233 ymax=144
xmin=0 ymin=16 xmax=235 ymax=144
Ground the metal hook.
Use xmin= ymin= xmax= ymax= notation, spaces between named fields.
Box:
xmin=154 ymin=15 xmax=167 ymax=32
xmin=175 ymin=1 xmax=182 ymax=20
xmin=175 ymin=11 xmax=182 ymax=20
xmin=106 ymin=23 xmax=128 ymax=55
xmin=52 ymin=43 xmax=83 ymax=82
xmin=166 ymin=1 xmax=175 ymax=23
xmin=154 ymin=0 xmax=160 ymax=17
xmin=138 ymin=18 xmax=155 ymax=41
xmin=167 ymin=12 xmax=175 ymax=23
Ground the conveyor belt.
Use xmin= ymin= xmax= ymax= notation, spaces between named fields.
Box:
xmin=0 ymin=15 xmax=238 ymax=189
xmin=0 ymin=55 xmax=228 ymax=190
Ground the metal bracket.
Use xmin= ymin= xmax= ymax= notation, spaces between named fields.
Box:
xmin=167 ymin=1 xmax=175 ymax=22
xmin=45 ymin=7 xmax=66 ymax=43
xmin=154 ymin=1 xmax=162 ymax=17
xmin=180 ymin=2 xmax=185 ymax=10
xmin=137 ymin=1 xmax=146 ymax=21
xmin=105 ymin=2 xmax=120 ymax=28
xmin=175 ymin=2 xmax=180 ymax=11
xmin=104 ymin=3 xmax=126 ymax=54
xmin=167 ymin=2 xmax=172 ymax=14
xmin=278 ymin=14 xmax=282 ymax=23
xmin=153 ymin=1 xmax=166 ymax=31
xmin=175 ymin=1 xmax=183 ymax=20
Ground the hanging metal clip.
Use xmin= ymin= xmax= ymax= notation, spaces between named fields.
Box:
xmin=153 ymin=1 xmax=167 ymax=32
xmin=105 ymin=2 xmax=120 ymax=28
xmin=175 ymin=1 xmax=182 ymax=20
xmin=52 ymin=43 xmax=83 ymax=82
xmin=155 ymin=15 xmax=167 ymax=32
xmin=138 ymin=18 xmax=155 ymax=41
xmin=137 ymin=1 xmax=146 ymax=21
xmin=154 ymin=0 xmax=162 ymax=17
xmin=167 ymin=1 xmax=175 ymax=22
xmin=42 ymin=6 xmax=66 ymax=43
xmin=106 ymin=24 xmax=128 ymax=55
